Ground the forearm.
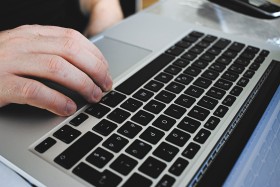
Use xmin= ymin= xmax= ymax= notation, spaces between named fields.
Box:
xmin=79 ymin=0 xmax=122 ymax=15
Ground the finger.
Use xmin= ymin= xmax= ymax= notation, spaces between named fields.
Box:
xmin=0 ymin=74 xmax=77 ymax=116
xmin=8 ymin=54 xmax=104 ymax=103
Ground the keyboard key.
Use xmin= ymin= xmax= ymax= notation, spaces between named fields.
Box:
xmin=175 ymin=94 xmax=196 ymax=108
xmin=121 ymin=98 xmax=143 ymax=112
xmin=234 ymin=57 xmax=250 ymax=67
xmin=54 ymin=132 xmax=102 ymax=169
xmin=182 ymin=142 xmax=201 ymax=159
xmin=139 ymin=157 xmax=167 ymax=178
xmin=228 ymin=42 xmax=245 ymax=52
xmin=207 ymin=47 xmax=221 ymax=56
xmin=93 ymin=119 xmax=117 ymax=136
xmin=216 ymin=56 xmax=232 ymax=65
xmin=164 ymin=104 xmax=186 ymax=119
xmin=153 ymin=115 xmax=176 ymax=131
xmin=144 ymin=80 xmax=164 ymax=92
xmin=260 ymin=50 xmax=269 ymax=57
xmin=194 ymin=129 xmax=211 ymax=144
xmin=126 ymin=139 xmax=152 ymax=159
xmin=73 ymin=162 xmax=122 ymax=187
xmin=131 ymin=110 xmax=155 ymax=126
xmin=189 ymin=31 xmax=204 ymax=38
xmin=214 ymin=78 xmax=233 ymax=90
xmin=214 ymin=105 xmax=229 ymax=118
xmin=169 ymin=157 xmax=189 ymax=176
xmin=204 ymin=116 xmax=220 ymax=130
xmin=123 ymin=173 xmax=152 ymax=187
xmin=250 ymin=62 xmax=260 ymax=71
xmin=254 ymin=56 xmax=265 ymax=64
xmin=164 ymin=65 xmax=182 ymax=75
xmin=101 ymin=91 xmax=126 ymax=107
xmin=183 ymin=35 xmax=199 ymax=43
xmin=206 ymin=87 xmax=226 ymax=100
xmin=222 ymin=71 xmax=239 ymax=82
xmin=229 ymin=64 xmax=245 ymax=74
xmin=230 ymin=86 xmax=243 ymax=96
xmin=166 ymin=128 xmax=190 ymax=147
xmin=222 ymin=50 xmax=237 ymax=59
xmin=133 ymin=88 xmax=154 ymax=102
xmin=200 ymin=53 xmax=215 ymax=62
xmin=173 ymin=58 xmax=190 ymax=68
xmin=116 ymin=54 xmax=175 ymax=95
xmin=188 ymin=106 xmax=210 ymax=121
xmin=103 ymin=134 xmax=129 ymax=153
xmin=243 ymin=70 xmax=255 ymax=78
xmin=202 ymin=70 xmax=219 ymax=80
xmin=175 ymin=41 xmax=192 ymax=49
xmin=69 ymin=113 xmax=88 ymax=127
xmin=35 ymin=137 xmax=56 ymax=153
xmin=193 ymin=77 xmax=212 ymax=89
xmin=155 ymin=90 xmax=176 ymax=104
xmin=245 ymin=45 xmax=260 ymax=54
xmin=185 ymin=85 xmax=204 ymax=98
xmin=153 ymin=142 xmax=179 ymax=162
xmin=209 ymin=63 xmax=226 ymax=72
xmin=156 ymin=175 xmax=176 ymax=187
xmin=184 ymin=66 xmax=201 ymax=77
xmin=197 ymin=96 xmax=218 ymax=110
xmin=85 ymin=104 xmax=110 ymax=119
xmin=110 ymin=154 xmax=138 ymax=176
xmin=86 ymin=147 xmax=113 ymax=168
xmin=213 ymin=38 xmax=231 ymax=49
xmin=166 ymin=46 xmax=185 ymax=56
xmin=117 ymin=121 xmax=142 ymax=139
xmin=140 ymin=126 xmax=165 ymax=145
xmin=197 ymin=41 xmax=210 ymax=48
xmin=53 ymin=125 xmax=81 ymax=144
xmin=166 ymin=82 xmax=185 ymax=94
xmin=144 ymin=100 xmax=166 ymax=114
xmin=222 ymin=95 xmax=236 ymax=107
xmin=202 ymin=35 xmax=217 ymax=43
xmin=107 ymin=108 xmax=131 ymax=124
xmin=178 ymin=117 xmax=201 ymax=134
xmin=175 ymin=74 xmax=193 ymax=85
xmin=155 ymin=72 xmax=173 ymax=83
xmin=190 ymin=46 xmax=204 ymax=54
xmin=237 ymin=77 xmax=250 ymax=87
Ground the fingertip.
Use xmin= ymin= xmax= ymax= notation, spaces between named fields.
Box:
xmin=64 ymin=100 xmax=77 ymax=116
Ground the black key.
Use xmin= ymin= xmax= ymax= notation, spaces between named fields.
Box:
xmin=182 ymin=142 xmax=200 ymax=159
xmin=209 ymin=63 xmax=226 ymax=73
xmin=216 ymin=56 xmax=231 ymax=65
xmin=190 ymin=46 xmax=204 ymax=54
xmin=139 ymin=157 xmax=167 ymax=178
xmin=140 ymin=126 xmax=165 ymax=145
xmin=175 ymin=74 xmax=193 ymax=85
xmin=222 ymin=50 xmax=237 ymax=59
xmin=213 ymin=38 xmax=231 ymax=49
xmin=117 ymin=121 xmax=142 ymax=139
xmin=110 ymin=154 xmax=138 ymax=176
xmin=93 ymin=119 xmax=117 ymax=136
xmin=153 ymin=142 xmax=179 ymax=162
xmin=54 ymin=132 xmax=102 ymax=169
xmin=237 ymin=77 xmax=250 ymax=87
xmin=200 ymin=53 xmax=215 ymax=62
xmin=222 ymin=95 xmax=236 ymax=107
xmin=153 ymin=115 xmax=176 ymax=131
xmin=194 ymin=128 xmax=211 ymax=144
xmin=175 ymin=41 xmax=192 ymax=49
xmin=86 ymin=147 xmax=113 ymax=168
xmin=155 ymin=72 xmax=173 ymax=83
xmin=123 ymin=173 xmax=152 ymax=187
xmin=188 ymin=106 xmax=210 ymax=121
xmin=230 ymin=86 xmax=243 ymax=96
xmin=166 ymin=46 xmax=185 ymax=56
xmin=222 ymin=71 xmax=239 ymax=82
xmin=156 ymin=175 xmax=176 ymax=187
xmin=173 ymin=58 xmax=190 ymax=68
xmin=207 ymin=47 xmax=221 ymax=56
xmin=178 ymin=117 xmax=201 ymax=134
xmin=214 ymin=105 xmax=229 ymax=118
xmin=101 ymin=91 xmax=126 ymax=107
xmin=229 ymin=64 xmax=245 ymax=74
xmin=204 ymin=116 xmax=220 ymax=130
xmin=144 ymin=100 xmax=166 ymax=114
xmin=53 ymin=125 xmax=81 ymax=144
xmin=245 ymin=46 xmax=260 ymax=54
xmin=184 ymin=66 xmax=201 ymax=77
xmin=254 ymin=56 xmax=265 ymax=64
xmin=214 ymin=78 xmax=233 ymax=90
xmin=250 ymin=63 xmax=260 ymax=71
xmin=202 ymin=70 xmax=219 ymax=80
xmin=85 ymin=104 xmax=110 ymax=119
xmin=166 ymin=82 xmax=185 ymax=94
xmin=228 ymin=42 xmax=245 ymax=52
xmin=73 ymin=162 xmax=122 ymax=187
xmin=206 ymin=87 xmax=226 ymax=100
xmin=69 ymin=113 xmax=88 ymax=127
xmin=197 ymin=41 xmax=210 ymax=48
xmin=192 ymin=60 xmax=209 ymax=69
xmin=35 ymin=137 xmax=56 ymax=153
xmin=133 ymin=88 xmax=154 ymax=102
xmin=197 ymin=96 xmax=218 ymax=110
xmin=193 ymin=77 xmax=212 ymax=89
xmin=107 ymin=108 xmax=131 ymax=124
xmin=185 ymin=85 xmax=204 ymax=98
xmin=183 ymin=35 xmax=199 ymax=43
xmin=243 ymin=70 xmax=255 ymax=79
xmin=116 ymin=54 xmax=175 ymax=95
xmin=175 ymin=94 xmax=196 ymax=108
xmin=181 ymin=52 xmax=197 ymax=61
xmin=126 ymin=139 xmax=152 ymax=159
xmin=234 ymin=58 xmax=250 ymax=67
xmin=241 ymin=51 xmax=255 ymax=60
xmin=260 ymin=50 xmax=269 ymax=57
xmin=131 ymin=110 xmax=155 ymax=126
xmin=144 ymin=80 xmax=164 ymax=92
xmin=169 ymin=157 xmax=189 ymax=176
xmin=155 ymin=90 xmax=176 ymax=104
xmin=121 ymin=98 xmax=143 ymax=112
xmin=164 ymin=104 xmax=186 ymax=119
xmin=190 ymin=31 xmax=204 ymax=38
xmin=166 ymin=128 xmax=190 ymax=147
xmin=102 ymin=134 xmax=129 ymax=153
xmin=202 ymin=35 xmax=217 ymax=43
xmin=164 ymin=65 xmax=182 ymax=75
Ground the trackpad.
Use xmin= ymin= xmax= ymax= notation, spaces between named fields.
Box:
xmin=94 ymin=37 xmax=151 ymax=79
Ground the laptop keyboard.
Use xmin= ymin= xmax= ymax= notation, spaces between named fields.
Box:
xmin=33 ymin=31 xmax=270 ymax=187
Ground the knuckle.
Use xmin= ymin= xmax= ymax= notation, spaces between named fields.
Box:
xmin=64 ymin=28 xmax=80 ymax=38
xmin=62 ymin=37 xmax=80 ymax=57
xmin=79 ymin=75 xmax=92 ymax=94
xmin=47 ymin=56 xmax=65 ymax=74
xmin=21 ymin=80 xmax=41 ymax=100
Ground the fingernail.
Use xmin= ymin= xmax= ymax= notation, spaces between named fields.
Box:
xmin=93 ymin=87 xmax=102 ymax=101
xmin=65 ymin=100 xmax=76 ymax=115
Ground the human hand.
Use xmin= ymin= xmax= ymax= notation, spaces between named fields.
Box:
xmin=0 ymin=25 xmax=112 ymax=116
xmin=81 ymin=0 xmax=124 ymax=37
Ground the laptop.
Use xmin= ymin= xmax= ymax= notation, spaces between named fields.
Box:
xmin=0 ymin=1 xmax=280 ymax=187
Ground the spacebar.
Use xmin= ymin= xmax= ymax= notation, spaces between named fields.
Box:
xmin=115 ymin=53 xmax=175 ymax=95
xmin=54 ymin=132 xmax=102 ymax=169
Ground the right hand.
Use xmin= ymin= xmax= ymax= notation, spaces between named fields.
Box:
xmin=0 ymin=25 xmax=113 ymax=116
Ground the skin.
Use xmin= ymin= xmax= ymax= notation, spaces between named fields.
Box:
xmin=0 ymin=0 xmax=123 ymax=116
